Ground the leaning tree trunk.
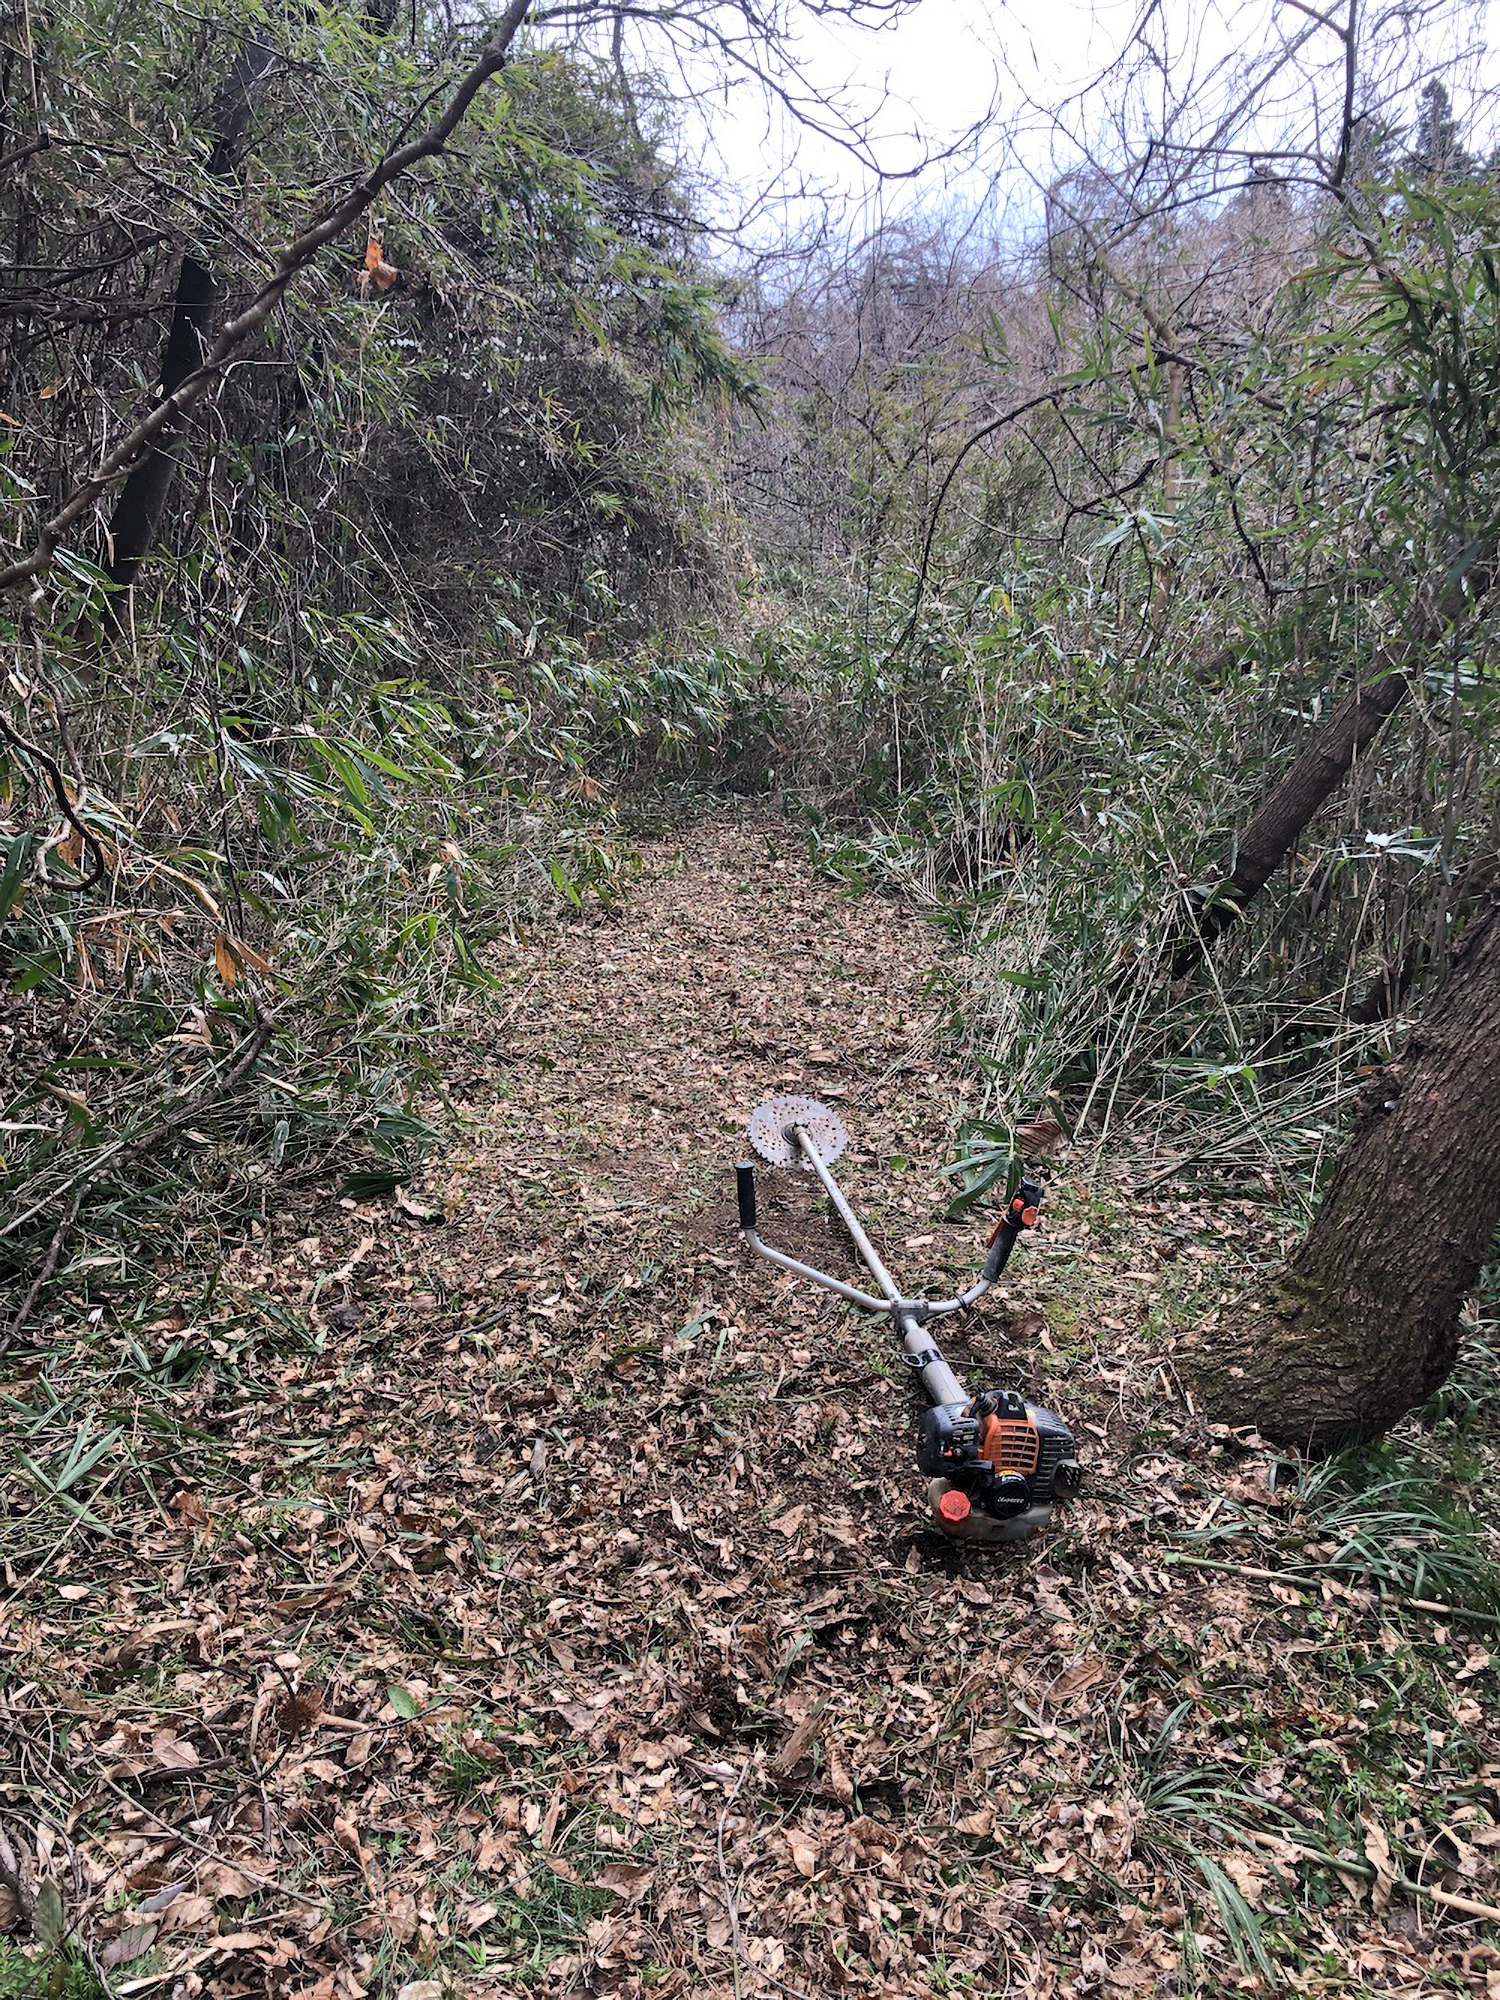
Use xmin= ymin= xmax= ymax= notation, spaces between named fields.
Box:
xmin=1189 ymin=887 xmax=1500 ymax=1449
xmin=101 ymin=36 xmax=275 ymax=626
xmin=1169 ymin=553 xmax=1494 ymax=978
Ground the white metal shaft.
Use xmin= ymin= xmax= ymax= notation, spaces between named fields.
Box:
xmin=793 ymin=1125 xmax=967 ymax=1409
xmin=794 ymin=1127 xmax=900 ymax=1298
xmin=741 ymin=1232 xmax=889 ymax=1314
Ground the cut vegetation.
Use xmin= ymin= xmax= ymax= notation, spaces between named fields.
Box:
xmin=3 ymin=824 xmax=1497 ymax=1994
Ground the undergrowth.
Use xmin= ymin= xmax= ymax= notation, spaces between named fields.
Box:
xmin=770 ymin=562 xmax=1490 ymax=1191
xmin=0 ymin=1945 xmax=105 ymax=2000
xmin=1166 ymin=1289 xmax=1500 ymax=1623
xmin=1 ymin=578 xmax=776 ymax=1340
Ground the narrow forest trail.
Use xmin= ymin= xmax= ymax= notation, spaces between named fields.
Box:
xmin=14 ymin=817 xmax=1495 ymax=1998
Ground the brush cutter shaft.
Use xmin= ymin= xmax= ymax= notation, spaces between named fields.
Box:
xmin=794 ymin=1129 xmax=899 ymax=1300
xmin=794 ymin=1127 xmax=968 ymax=1407
xmin=739 ymin=1227 xmax=891 ymax=1314
xmin=902 ymin=1326 xmax=967 ymax=1410
xmin=739 ymin=1122 xmax=975 ymax=1402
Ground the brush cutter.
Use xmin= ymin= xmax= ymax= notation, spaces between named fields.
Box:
xmin=736 ymin=1095 xmax=1080 ymax=1543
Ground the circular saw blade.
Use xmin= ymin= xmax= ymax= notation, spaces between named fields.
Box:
xmin=746 ymin=1094 xmax=849 ymax=1170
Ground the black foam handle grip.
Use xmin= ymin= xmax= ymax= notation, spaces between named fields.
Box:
xmin=736 ymin=1161 xmax=757 ymax=1231
xmin=982 ymin=1179 xmax=1045 ymax=1282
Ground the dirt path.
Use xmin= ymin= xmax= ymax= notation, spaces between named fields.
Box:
xmin=12 ymin=816 xmax=1495 ymax=1998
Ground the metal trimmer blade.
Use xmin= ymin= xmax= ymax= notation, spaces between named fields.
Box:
xmin=745 ymin=1093 xmax=848 ymax=1171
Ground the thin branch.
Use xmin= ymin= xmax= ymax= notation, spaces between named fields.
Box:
xmin=1327 ymin=0 xmax=1360 ymax=195
xmin=1240 ymin=1826 xmax=1500 ymax=1925
xmin=889 ymin=384 xmax=1065 ymax=656
xmin=0 ymin=128 xmax=51 ymax=174
xmin=0 ymin=708 xmax=105 ymax=890
xmin=3 ymin=1190 xmax=83 ymax=1351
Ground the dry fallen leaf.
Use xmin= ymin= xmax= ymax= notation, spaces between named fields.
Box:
xmin=198 ymin=1864 xmax=257 ymax=1900
xmin=1051 ymin=1654 xmax=1110 ymax=1709
xmin=1363 ymin=1816 xmax=1395 ymax=1912
xmin=1016 ymin=1112 xmax=1068 ymax=1158
xmin=597 ymin=1863 xmax=655 ymax=1900
xmin=332 ymin=1816 xmax=371 ymax=1874
xmin=771 ymin=1707 xmax=825 ymax=1776
xmin=158 ymin=1893 xmax=213 ymax=1933
xmin=101 ymin=1920 xmax=158 ymax=1968
xmin=151 ymin=1732 xmax=199 ymax=1771
xmin=787 ymin=1831 xmax=819 ymax=1878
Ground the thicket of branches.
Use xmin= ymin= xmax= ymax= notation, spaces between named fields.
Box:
xmin=2 ymin=0 xmax=1497 ymax=1333
xmin=728 ymin=15 xmax=1498 ymax=1193
xmin=0 ymin=0 xmax=788 ymax=1318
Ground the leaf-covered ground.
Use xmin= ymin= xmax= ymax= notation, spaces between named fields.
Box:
xmin=3 ymin=817 xmax=1498 ymax=1997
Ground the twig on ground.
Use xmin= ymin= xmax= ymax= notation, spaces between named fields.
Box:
xmin=714 ymin=1760 xmax=751 ymax=2000
xmin=5 ymin=1189 xmax=83 ymax=1347
xmin=1165 ymin=1549 xmax=1500 ymax=1629
xmin=1241 ymin=1826 xmax=1500 ymax=1925
xmin=92 ymin=1770 xmax=327 ymax=1909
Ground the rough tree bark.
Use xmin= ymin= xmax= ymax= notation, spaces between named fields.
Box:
xmin=1189 ymin=886 xmax=1500 ymax=1449
xmin=1170 ymin=554 xmax=1494 ymax=978
xmin=100 ymin=35 xmax=277 ymax=625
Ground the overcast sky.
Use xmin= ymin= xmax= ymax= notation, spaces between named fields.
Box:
xmin=677 ymin=0 xmax=1498 ymax=241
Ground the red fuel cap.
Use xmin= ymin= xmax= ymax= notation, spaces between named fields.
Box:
xmin=938 ymin=1489 xmax=972 ymax=1525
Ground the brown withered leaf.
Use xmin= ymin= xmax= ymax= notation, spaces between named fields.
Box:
xmin=276 ymin=1689 xmax=325 ymax=1738
xmin=769 ymin=1705 xmax=826 ymax=1777
xmin=150 ymin=1732 xmax=199 ymax=1772
xmin=596 ymin=1863 xmax=654 ymax=1900
xmin=1015 ymin=1112 xmax=1068 ymax=1158
xmin=786 ymin=1831 xmax=819 ymax=1879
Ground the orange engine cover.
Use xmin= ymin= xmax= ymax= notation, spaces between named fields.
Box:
xmin=979 ymin=1414 xmax=1040 ymax=1476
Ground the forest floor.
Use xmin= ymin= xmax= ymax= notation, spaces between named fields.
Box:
xmin=4 ymin=814 xmax=1499 ymax=1999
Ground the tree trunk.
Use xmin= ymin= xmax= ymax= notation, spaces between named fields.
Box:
xmin=1189 ymin=887 xmax=1500 ymax=1449
xmin=101 ymin=37 xmax=275 ymax=624
xmin=1170 ymin=553 xmax=1494 ymax=978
